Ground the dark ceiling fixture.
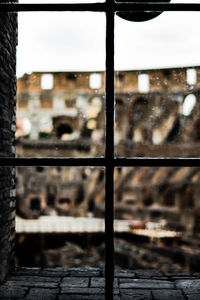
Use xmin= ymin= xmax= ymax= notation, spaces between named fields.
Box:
xmin=116 ymin=0 xmax=171 ymax=22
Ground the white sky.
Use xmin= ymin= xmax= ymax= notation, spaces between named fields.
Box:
xmin=17 ymin=0 xmax=200 ymax=77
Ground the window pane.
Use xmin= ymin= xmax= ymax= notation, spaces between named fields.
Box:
xmin=16 ymin=166 xmax=105 ymax=268
xmin=114 ymin=167 xmax=200 ymax=273
xmin=16 ymin=12 xmax=105 ymax=157
xmin=115 ymin=12 xmax=200 ymax=157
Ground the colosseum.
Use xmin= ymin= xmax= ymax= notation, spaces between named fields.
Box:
xmin=15 ymin=66 xmax=200 ymax=272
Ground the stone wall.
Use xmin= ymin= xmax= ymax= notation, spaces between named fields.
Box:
xmin=0 ymin=2 xmax=17 ymax=282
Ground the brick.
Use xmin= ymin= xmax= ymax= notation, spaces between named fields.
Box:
xmin=172 ymin=277 xmax=197 ymax=280
xmin=0 ymin=284 xmax=28 ymax=298
xmin=152 ymin=289 xmax=185 ymax=300
xmin=186 ymin=294 xmax=200 ymax=300
xmin=120 ymin=289 xmax=152 ymax=300
xmin=5 ymin=280 xmax=58 ymax=289
xmin=135 ymin=269 xmax=162 ymax=278
xmin=59 ymin=296 xmax=105 ymax=300
xmin=192 ymin=273 xmax=200 ymax=277
xmin=10 ymin=267 xmax=41 ymax=276
xmin=90 ymin=277 xmax=118 ymax=288
xmin=166 ymin=273 xmax=191 ymax=277
xmin=6 ymin=275 xmax=60 ymax=283
xmin=69 ymin=268 xmax=101 ymax=277
xmin=175 ymin=279 xmax=200 ymax=293
xmin=120 ymin=279 xmax=174 ymax=289
xmin=40 ymin=268 xmax=69 ymax=277
xmin=26 ymin=288 xmax=59 ymax=300
xmin=61 ymin=287 xmax=104 ymax=294
xmin=61 ymin=277 xmax=89 ymax=288
xmin=115 ymin=270 xmax=136 ymax=278
xmin=60 ymin=287 xmax=119 ymax=295
xmin=59 ymin=295 xmax=120 ymax=300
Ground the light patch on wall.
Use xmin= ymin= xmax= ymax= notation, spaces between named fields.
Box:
xmin=87 ymin=119 xmax=97 ymax=130
xmin=22 ymin=118 xmax=32 ymax=134
xmin=152 ymin=130 xmax=163 ymax=145
xmin=89 ymin=73 xmax=102 ymax=89
xmin=182 ymin=94 xmax=196 ymax=116
xmin=186 ymin=69 xmax=197 ymax=85
xmin=138 ymin=74 xmax=149 ymax=93
xmin=41 ymin=74 xmax=54 ymax=90
xmin=40 ymin=117 xmax=53 ymax=132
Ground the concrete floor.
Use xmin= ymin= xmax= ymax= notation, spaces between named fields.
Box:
xmin=1 ymin=267 xmax=200 ymax=299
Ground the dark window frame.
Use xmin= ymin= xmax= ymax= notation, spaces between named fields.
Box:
xmin=1 ymin=1 xmax=200 ymax=300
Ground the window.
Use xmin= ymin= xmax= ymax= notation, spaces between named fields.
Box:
xmin=186 ymin=68 xmax=197 ymax=86
xmin=138 ymin=73 xmax=150 ymax=93
xmin=2 ymin=1 xmax=200 ymax=300
xmin=89 ymin=73 xmax=102 ymax=89
xmin=41 ymin=74 xmax=54 ymax=90
xmin=182 ymin=94 xmax=196 ymax=116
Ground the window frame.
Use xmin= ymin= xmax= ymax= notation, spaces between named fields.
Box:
xmin=1 ymin=1 xmax=200 ymax=300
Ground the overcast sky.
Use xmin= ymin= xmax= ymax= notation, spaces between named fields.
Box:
xmin=17 ymin=0 xmax=200 ymax=77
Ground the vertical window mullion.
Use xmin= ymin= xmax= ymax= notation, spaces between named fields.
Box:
xmin=105 ymin=1 xmax=115 ymax=299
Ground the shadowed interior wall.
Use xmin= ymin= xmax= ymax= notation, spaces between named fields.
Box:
xmin=0 ymin=2 xmax=17 ymax=282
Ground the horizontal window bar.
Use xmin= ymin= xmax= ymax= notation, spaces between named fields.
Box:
xmin=2 ymin=157 xmax=200 ymax=166
xmin=115 ymin=2 xmax=200 ymax=11
xmin=115 ymin=158 xmax=200 ymax=167
xmin=0 ymin=157 xmax=105 ymax=166
xmin=0 ymin=3 xmax=105 ymax=12
xmin=1 ymin=3 xmax=200 ymax=12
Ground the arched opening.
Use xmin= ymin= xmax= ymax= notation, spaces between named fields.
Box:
xmin=58 ymin=198 xmax=71 ymax=205
xmin=182 ymin=186 xmax=194 ymax=209
xmin=36 ymin=166 xmax=44 ymax=173
xmin=30 ymin=198 xmax=41 ymax=211
xmin=115 ymin=98 xmax=125 ymax=124
xmin=182 ymin=94 xmax=196 ymax=116
xmin=46 ymin=184 xmax=57 ymax=207
xmin=161 ymin=186 xmax=175 ymax=207
xmin=98 ymin=170 xmax=104 ymax=182
xmin=88 ymin=199 xmax=95 ymax=212
xmin=56 ymin=123 xmax=73 ymax=139
xmin=116 ymin=98 xmax=124 ymax=106
xmin=47 ymin=194 xmax=55 ymax=207
xmin=131 ymin=97 xmax=148 ymax=123
xmin=142 ymin=195 xmax=153 ymax=206
xmin=125 ymin=199 xmax=137 ymax=205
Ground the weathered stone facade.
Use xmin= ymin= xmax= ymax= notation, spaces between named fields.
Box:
xmin=17 ymin=71 xmax=105 ymax=157
xmin=0 ymin=3 xmax=17 ymax=282
xmin=15 ymin=67 xmax=200 ymax=237
xmin=17 ymin=66 xmax=200 ymax=158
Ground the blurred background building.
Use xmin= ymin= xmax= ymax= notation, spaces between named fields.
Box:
xmin=15 ymin=66 xmax=200 ymax=273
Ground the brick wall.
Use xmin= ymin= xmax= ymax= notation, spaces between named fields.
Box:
xmin=0 ymin=2 xmax=17 ymax=282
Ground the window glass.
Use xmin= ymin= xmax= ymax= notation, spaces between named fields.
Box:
xmin=16 ymin=167 xmax=105 ymax=268
xmin=114 ymin=167 xmax=200 ymax=273
xmin=115 ymin=12 xmax=200 ymax=157
xmin=16 ymin=12 xmax=105 ymax=157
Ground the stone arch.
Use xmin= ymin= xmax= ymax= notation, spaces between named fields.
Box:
xmin=52 ymin=115 xmax=79 ymax=140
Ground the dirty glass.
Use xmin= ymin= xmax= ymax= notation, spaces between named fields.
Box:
xmin=16 ymin=12 xmax=105 ymax=158
xmin=15 ymin=166 xmax=105 ymax=268
xmin=114 ymin=167 xmax=200 ymax=273
xmin=114 ymin=12 xmax=200 ymax=157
